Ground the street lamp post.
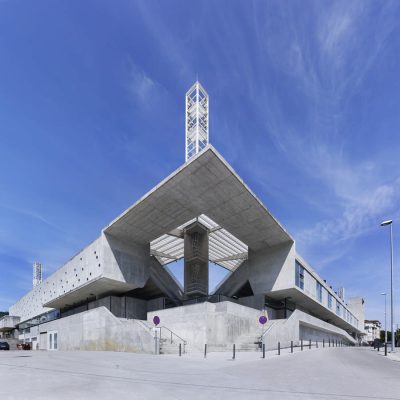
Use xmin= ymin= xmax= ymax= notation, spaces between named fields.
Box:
xmin=381 ymin=220 xmax=395 ymax=352
xmin=381 ymin=292 xmax=387 ymax=344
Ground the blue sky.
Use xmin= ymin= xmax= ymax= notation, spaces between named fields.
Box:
xmin=1 ymin=1 xmax=400 ymax=325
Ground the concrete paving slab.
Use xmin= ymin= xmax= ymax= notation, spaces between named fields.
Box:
xmin=1 ymin=347 xmax=399 ymax=400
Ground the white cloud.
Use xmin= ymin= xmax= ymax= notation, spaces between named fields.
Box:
xmin=248 ymin=2 xmax=400 ymax=248
xmin=298 ymin=179 xmax=399 ymax=246
xmin=124 ymin=58 xmax=159 ymax=108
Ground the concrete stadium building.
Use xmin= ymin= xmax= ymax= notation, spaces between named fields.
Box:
xmin=4 ymin=82 xmax=365 ymax=353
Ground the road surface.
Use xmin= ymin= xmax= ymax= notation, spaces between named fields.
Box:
xmin=0 ymin=347 xmax=399 ymax=399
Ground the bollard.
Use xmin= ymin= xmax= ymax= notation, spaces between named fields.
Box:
xmin=262 ymin=343 xmax=265 ymax=359
xmin=301 ymin=339 xmax=303 ymax=351
xmin=179 ymin=343 xmax=182 ymax=357
xmin=204 ymin=343 xmax=207 ymax=358
xmin=278 ymin=342 xmax=280 ymax=355
xmin=233 ymin=344 xmax=236 ymax=360
xmin=291 ymin=341 xmax=293 ymax=353
xmin=385 ymin=342 xmax=387 ymax=356
xmin=309 ymin=339 xmax=311 ymax=350
xmin=316 ymin=341 xmax=318 ymax=349
xmin=329 ymin=339 xmax=331 ymax=347
xmin=323 ymin=339 xmax=325 ymax=348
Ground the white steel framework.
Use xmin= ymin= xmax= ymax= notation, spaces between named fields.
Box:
xmin=185 ymin=81 xmax=209 ymax=161
xmin=150 ymin=214 xmax=248 ymax=272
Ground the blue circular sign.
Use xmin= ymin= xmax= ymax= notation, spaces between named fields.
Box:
xmin=153 ymin=316 xmax=160 ymax=326
xmin=259 ymin=315 xmax=268 ymax=325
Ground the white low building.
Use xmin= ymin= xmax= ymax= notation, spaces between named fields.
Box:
xmin=364 ymin=320 xmax=381 ymax=344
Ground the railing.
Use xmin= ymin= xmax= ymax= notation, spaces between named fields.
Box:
xmin=156 ymin=326 xmax=187 ymax=347
xmin=259 ymin=320 xmax=279 ymax=343
xmin=180 ymin=294 xmax=237 ymax=306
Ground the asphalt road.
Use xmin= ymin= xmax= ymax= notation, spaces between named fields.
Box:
xmin=0 ymin=347 xmax=399 ymax=400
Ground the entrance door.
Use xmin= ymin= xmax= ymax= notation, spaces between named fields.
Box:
xmin=39 ymin=332 xmax=47 ymax=350
xmin=47 ymin=331 xmax=58 ymax=351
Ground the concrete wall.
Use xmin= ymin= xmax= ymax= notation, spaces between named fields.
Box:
xmin=149 ymin=258 xmax=183 ymax=303
xmin=14 ymin=302 xmax=357 ymax=354
xmin=237 ymin=294 xmax=265 ymax=310
xmin=216 ymin=242 xmax=361 ymax=334
xmin=147 ymin=301 xmax=262 ymax=352
xmin=10 ymin=237 xmax=103 ymax=321
xmin=9 ymin=231 xmax=183 ymax=323
xmin=39 ymin=306 xmax=154 ymax=353
xmin=0 ymin=315 xmax=20 ymax=330
xmin=347 ymin=297 xmax=365 ymax=332
xmin=102 ymin=233 xmax=149 ymax=287
xmin=249 ymin=242 xmax=295 ymax=293
xmin=216 ymin=241 xmax=295 ymax=297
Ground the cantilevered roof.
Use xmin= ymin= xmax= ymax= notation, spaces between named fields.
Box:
xmin=150 ymin=214 xmax=248 ymax=271
xmin=104 ymin=145 xmax=292 ymax=253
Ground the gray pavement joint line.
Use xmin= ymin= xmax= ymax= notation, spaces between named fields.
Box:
xmin=0 ymin=362 xmax=398 ymax=400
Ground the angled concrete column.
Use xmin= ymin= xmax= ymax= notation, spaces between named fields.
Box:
xmin=184 ymin=221 xmax=209 ymax=298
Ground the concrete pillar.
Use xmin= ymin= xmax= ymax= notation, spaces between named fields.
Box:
xmin=184 ymin=221 xmax=209 ymax=298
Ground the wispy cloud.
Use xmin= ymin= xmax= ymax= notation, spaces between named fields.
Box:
xmin=0 ymin=203 xmax=61 ymax=232
xmin=299 ymin=177 xmax=400 ymax=246
xmin=244 ymin=1 xmax=400 ymax=258
xmin=124 ymin=57 xmax=166 ymax=109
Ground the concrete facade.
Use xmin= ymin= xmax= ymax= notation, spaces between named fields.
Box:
xmin=364 ymin=320 xmax=381 ymax=344
xmin=7 ymin=146 xmax=364 ymax=353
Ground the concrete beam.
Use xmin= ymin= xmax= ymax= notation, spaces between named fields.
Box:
xmin=213 ymin=252 xmax=248 ymax=263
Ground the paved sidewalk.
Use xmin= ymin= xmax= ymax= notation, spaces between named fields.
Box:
xmin=373 ymin=346 xmax=400 ymax=362
xmin=1 ymin=347 xmax=399 ymax=400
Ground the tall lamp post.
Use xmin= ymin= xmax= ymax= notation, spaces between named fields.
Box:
xmin=381 ymin=292 xmax=387 ymax=344
xmin=381 ymin=220 xmax=395 ymax=352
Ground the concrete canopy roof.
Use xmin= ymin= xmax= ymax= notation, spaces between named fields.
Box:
xmin=104 ymin=145 xmax=293 ymax=253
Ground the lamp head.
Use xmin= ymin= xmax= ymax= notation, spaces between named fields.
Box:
xmin=381 ymin=292 xmax=387 ymax=296
xmin=381 ymin=220 xmax=393 ymax=226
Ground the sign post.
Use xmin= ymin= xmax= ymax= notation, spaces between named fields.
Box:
xmin=259 ymin=315 xmax=268 ymax=355
xmin=153 ymin=316 xmax=160 ymax=355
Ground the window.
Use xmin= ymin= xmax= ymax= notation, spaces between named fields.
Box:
xmin=316 ymin=282 xmax=322 ymax=302
xmin=336 ymin=302 xmax=340 ymax=316
xmin=295 ymin=261 xmax=305 ymax=290
xmin=328 ymin=293 xmax=333 ymax=309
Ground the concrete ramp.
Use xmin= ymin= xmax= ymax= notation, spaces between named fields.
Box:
xmin=262 ymin=309 xmax=357 ymax=350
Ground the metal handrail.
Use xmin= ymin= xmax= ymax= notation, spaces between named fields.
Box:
xmin=157 ymin=326 xmax=187 ymax=345
xmin=134 ymin=320 xmax=153 ymax=333
xmin=259 ymin=320 xmax=279 ymax=342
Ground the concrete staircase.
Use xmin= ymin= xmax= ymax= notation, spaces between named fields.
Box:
xmin=236 ymin=334 xmax=261 ymax=351
xmin=159 ymin=337 xmax=184 ymax=354
xmin=127 ymin=318 xmax=187 ymax=355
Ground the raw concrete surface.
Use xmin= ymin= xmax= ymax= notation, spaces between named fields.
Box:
xmin=0 ymin=347 xmax=399 ymax=400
